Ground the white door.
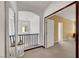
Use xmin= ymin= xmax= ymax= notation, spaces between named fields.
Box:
xmin=58 ymin=22 xmax=63 ymax=44
xmin=46 ymin=19 xmax=54 ymax=48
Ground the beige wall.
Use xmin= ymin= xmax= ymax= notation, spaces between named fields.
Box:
xmin=0 ymin=1 xmax=5 ymax=57
xmin=51 ymin=16 xmax=59 ymax=42
xmin=48 ymin=15 xmax=75 ymax=42
xmin=63 ymin=17 xmax=75 ymax=40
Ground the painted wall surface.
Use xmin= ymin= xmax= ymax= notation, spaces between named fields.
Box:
xmin=46 ymin=19 xmax=54 ymax=48
xmin=5 ymin=1 xmax=17 ymax=57
xmin=18 ymin=11 xmax=41 ymax=45
xmin=62 ymin=17 xmax=75 ymax=40
xmin=51 ymin=16 xmax=59 ymax=42
xmin=9 ymin=8 xmax=15 ymax=35
xmin=9 ymin=11 xmax=40 ymax=34
xmin=44 ymin=1 xmax=73 ymax=17
xmin=40 ymin=15 xmax=44 ymax=46
xmin=54 ymin=20 xmax=58 ymax=42
xmin=0 ymin=1 xmax=5 ymax=57
xmin=9 ymin=10 xmax=41 ymax=52
xmin=18 ymin=20 xmax=30 ymax=34
xmin=43 ymin=1 xmax=73 ymax=45
xmin=49 ymin=15 xmax=75 ymax=42
xmin=18 ymin=11 xmax=40 ymax=34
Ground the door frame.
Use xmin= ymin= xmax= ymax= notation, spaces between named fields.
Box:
xmin=44 ymin=1 xmax=79 ymax=58
xmin=44 ymin=18 xmax=54 ymax=48
xmin=58 ymin=22 xmax=63 ymax=44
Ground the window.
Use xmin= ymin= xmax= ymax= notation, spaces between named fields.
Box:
xmin=22 ymin=25 xmax=27 ymax=33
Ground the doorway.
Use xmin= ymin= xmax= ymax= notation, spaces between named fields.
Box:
xmin=44 ymin=19 xmax=54 ymax=48
xmin=58 ymin=22 xmax=63 ymax=44
xmin=44 ymin=2 xmax=76 ymax=58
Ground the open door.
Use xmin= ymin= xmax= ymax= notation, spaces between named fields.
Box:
xmin=45 ymin=19 xmax=54 ymax=48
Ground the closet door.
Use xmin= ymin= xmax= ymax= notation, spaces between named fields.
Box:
xmin=46 ymin=19 xmax=54 ymax=48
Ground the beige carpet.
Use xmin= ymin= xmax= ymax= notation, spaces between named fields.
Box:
xmin=21 ymin=40 xmax=75 ymax=58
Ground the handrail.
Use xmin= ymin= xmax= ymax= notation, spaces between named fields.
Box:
xmin=9 ymin=33 xmax=39 ymax=36
xmin=9 ymin=33 xmax=39 ymax=56
xmin=9 ymin=33 xmax=39 ymax=47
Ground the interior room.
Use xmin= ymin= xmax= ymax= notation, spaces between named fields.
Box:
xmin=45 ymin=3 xmax=76 ymax=58
xmin=2 ymin=1 xmax=76 ymax=58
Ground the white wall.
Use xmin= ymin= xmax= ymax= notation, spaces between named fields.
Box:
xmin=18 ymin=11 xmax=41 ymax=45
xmin=39 ymin=15 xmax=44 ymax=46
xmin=9 ymin=8 xmax=15 ymax=35
xmin=5 ymin=1 xmax=17 ymax=57
xmin=55 ymin=4 xmax=76 ymax=21
xmin=0 ymin=1 xmax=5 ymax=57
xmin=41 ymin=1 xmax=74 ymax=46
xmin=44 ymin=1 xmax=73 ymax=17
xmin=18 ymin=11 xmax=40 ymax=34
xmin=46 ymin=19 xmax=54 ymax=48
xmin=18 ymin=20 xmax=30 ymax=34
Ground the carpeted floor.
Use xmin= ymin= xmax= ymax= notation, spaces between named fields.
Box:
xmin=21 ymin=39 xmax=75 ymax=58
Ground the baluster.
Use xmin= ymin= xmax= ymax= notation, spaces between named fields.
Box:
xmin=32 ymin=35 xmax=33 ymax=46
xmin=38 ymin=34 xmax=39 ymax=44
xmin=12 ymin=34 xmax=39 ymax=51
xmin=27 ymin=35 xmax=29 ymax=47
xmin=29 ymin=35 xmax=30 ymax=46
xmin=25 ymin=34 xmax=27 ymax=47
xmin=31 ymin=35 xmax=32 ymax=46
xmin=35 ymin=34 xmax=38 ymax=45
xmin=29 ymin=35 xmax=31 ymax=46
xmin=24 ymin=35 xmax=26 ymax=48
xmin=10 ymin=36 xmax=12 ymax=47
xmin=26 ymin=35 xmax=27 ymax=47
xmin=36 ymin=35 xmax=37 ymax=45
xmin=30 ymin=35 xmax=31 ymax=46
xmin=9 ymin=36 xmax=12 ymax=56
xmin=24 ymin=35 xmax=25 ymax=50
xmin=34 ymin=35 xmax=36 ymax=45
xmin=22 ymin=35 xmax=23 ymax=44
xmin=22 ymin=35 xmax=24 ymax=52
xmin=19 ymin=35 xmax=21 ymax=45
xmin=32 ymin=35 xmax=34 ymax=45
xmin=34 ymin=35 xmax=35 ymax=45
xmin=34 ymin=35 xmax=35 ymax=46
xmin=22 ymin=35 xmax=24 ymax=49
xmin=31 ymin=35 xmax=32 ymax=45
xmin=36 ymin=34 xmax=38 ymax=45
xmin=26 ymin=35 xmax=28 ymax=47
xmin=13 ymin=36 xmax=15 ymax=46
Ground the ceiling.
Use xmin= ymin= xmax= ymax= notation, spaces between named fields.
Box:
xmin=47 ymin=3 xmax=75 ymax=21
xmin=17 ymin=1 xmax=75 ymax=21
xmin=55 ymin=4 xmax=76 ymax=21
xmin=17 ymin=1 xmax=52 ymax=15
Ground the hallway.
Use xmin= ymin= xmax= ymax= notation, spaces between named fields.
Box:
xmin=21 ymin=39 xmax=75 ymax=58
xmin=0 ymin=1 xmax=76 ymax=58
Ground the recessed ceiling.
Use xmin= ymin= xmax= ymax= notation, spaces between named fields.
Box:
xmin=17 ymin=1 xmax=52 ymax=15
